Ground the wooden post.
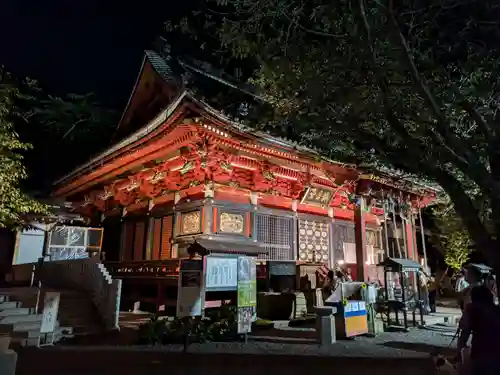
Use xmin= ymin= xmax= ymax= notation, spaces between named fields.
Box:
xmin=354 ymin=196 xmax=367 ymax=281
xmin=391 ymin=203 xmax=403 ymax=258
xmin=383 ymin=200 xmax=390 ymax=259
xmin=402 ymin=218 xmax=408 ymax=259
xmin=418 ymin=206 xmax=428 ymax=270
xmin=410 ymin=212 xmax=419 ymax=261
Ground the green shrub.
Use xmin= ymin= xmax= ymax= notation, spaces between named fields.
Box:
xmin=137 ymin=314 xmax=167 ymax=345
xmin=136 ymin=305 xmax=240 ymax=345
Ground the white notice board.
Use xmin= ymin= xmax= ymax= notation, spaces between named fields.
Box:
xmin=40 ymin=292 xmax=60 ymax=334
xmin=205 ymin=256 xmax=238 ymax=291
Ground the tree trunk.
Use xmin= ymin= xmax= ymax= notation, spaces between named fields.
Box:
xmin=487 ymin=149 xmax=500 ymax=294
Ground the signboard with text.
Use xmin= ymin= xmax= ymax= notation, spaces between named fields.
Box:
xmin=237 ymin=256 xmax=257 ymax=334
xmin=176 ymin=259 xmax=204 ymax=318
xmin=205 ymin=256 xmax=238 ymax=291
xmin=40 ymin=292 xmax=60 ymax=334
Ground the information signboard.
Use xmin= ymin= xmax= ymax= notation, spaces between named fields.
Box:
xmin=177 ymin=259 xmax=204 ymax=318
xmin=205 ymin=256 xmax=238 ymax=291
xmin=40 ymin=292 xmax=60 ymax=334
xmin=237 ymin=256 xmax=257 ymax=334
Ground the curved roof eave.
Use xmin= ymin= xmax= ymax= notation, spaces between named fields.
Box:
xmin=53 ymin=91 xmax=188 ymax=186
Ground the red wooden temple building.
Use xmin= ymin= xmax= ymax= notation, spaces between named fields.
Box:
xmin=52 ymin=50 xmax=438 ymax=313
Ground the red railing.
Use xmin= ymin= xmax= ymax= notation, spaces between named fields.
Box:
xmin=103 ymin=259 xmax=181 ymax=279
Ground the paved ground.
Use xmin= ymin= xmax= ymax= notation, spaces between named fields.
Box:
xmin=15 ymin=324 xmax=457 ymax=375
xmin=14 ymin=306 xmax=461 ymax=375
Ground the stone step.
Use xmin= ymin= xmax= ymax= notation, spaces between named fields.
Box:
xmin=1 ymin=316 xmax=63 ymax=333
xmin=0 ymin=320 xmax=41 ymax=333
xmin=0 ymin=314 xmax=42 ymax=324
xmin=11 ymin=331 xmax=65 ymax=347
xmin=11 ymin=325 xmax=72 ymax=339
xmin=0 ymin=308 xmax=32 ymax=316
xmin=0 ymin=302 xmax=20 ymax=310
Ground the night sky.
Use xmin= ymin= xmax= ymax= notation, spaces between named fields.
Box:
xmin=0 ymin=1 xmax=183 ymax=108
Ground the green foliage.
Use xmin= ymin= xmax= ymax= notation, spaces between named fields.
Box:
xmin=169 ymin=0 xmax=500 ymax=267
xmin=443 ymin=231 xmax=470 ymax=274
xmin=431 ymin=203 xmax=471 ymax=274
xmin=0 ymin=65 xmax=117 ymax=226
xmin=137 ymin=314 xmax=167 ymax=345
xmin=16 ymin=91 xmax=117 ymax=187
xmin=137 ymin=305 xmax=239 ymax=345
xmin=0 ymin=67 xmax=49 ymax=227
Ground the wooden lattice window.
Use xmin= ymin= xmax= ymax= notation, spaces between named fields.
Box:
xmin=150 ymin=215 xmax=174 ymax=260
xmin=255 ymin=214 xmax=294 ymax=261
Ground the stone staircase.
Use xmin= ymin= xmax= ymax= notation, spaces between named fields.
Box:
xmin=0 ymin=287 xmax=104 ymax=347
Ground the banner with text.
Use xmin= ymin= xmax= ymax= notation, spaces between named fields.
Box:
xmin=237 ymin=256 xmax=257 ymax=334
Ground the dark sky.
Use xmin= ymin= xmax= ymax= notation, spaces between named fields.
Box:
xmin=0 ymin=1 xmax=181 ymax=108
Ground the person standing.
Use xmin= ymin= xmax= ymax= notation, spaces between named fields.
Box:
xmin=457 ymin=279 xmax=500 ymax=375
xmin=427 ymin=275 xmax=437 ymax=313
xmin=455 ymin=269 xmax=469 ymax=311
xmin=419 ymin=272 xmax=430 ymax=314
xmin=322 ymin=270 xmax=340 ymax=302
xmin=344 ymin=268 xmax=353 ymax=282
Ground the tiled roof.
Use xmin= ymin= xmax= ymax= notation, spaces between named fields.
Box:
xmin=144 ymin=50 xmax=178 ymax=84
xmin=55 ymin=52 xmax=443 ymax=197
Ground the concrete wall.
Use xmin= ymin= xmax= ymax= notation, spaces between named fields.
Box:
xmin=17 ymin=349 xmax=436 ymax=375
xmin=0 ymin=350 xmax=17 ymax=375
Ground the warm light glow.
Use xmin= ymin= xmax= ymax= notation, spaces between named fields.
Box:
xmin=365 ymin=261 xmax=370 ymax=265
xmin=338 ymin=260 xmax=345 ymax=265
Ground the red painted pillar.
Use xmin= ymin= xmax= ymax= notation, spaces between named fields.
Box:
xmin=406 ymin=215 xmax=421 ymax=262
xmin=405 ymin=222 xmax=414 ymax=260
xmin=354 ymin=196 xmax=367 ymax=281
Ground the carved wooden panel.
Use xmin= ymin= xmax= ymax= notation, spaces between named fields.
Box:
xmin=219 ymin=212 xmax=245 ymax=234
xmin=180 ymin=211 xmax=201 ymax=235
xmin=298 ymin=219 xmax=330 ymax=263
xmin=301 ymin=187 xmax=333 ymax=206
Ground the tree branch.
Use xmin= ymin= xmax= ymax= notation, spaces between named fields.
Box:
xmin=430 ymin=166 xmax=498 ymax=267
xmin=458 ymin=98 xmax=495 ymax=145
xmin=387 ymin=0 xmax=500 ymax=200
xmin=387 ymin=2 xmax=481 ymax=162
